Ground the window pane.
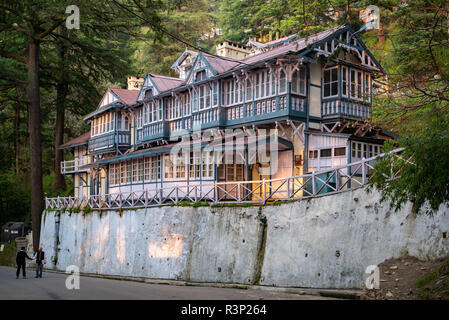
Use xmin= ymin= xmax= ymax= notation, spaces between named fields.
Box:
xmin=320 ymin=149 xmax=332 ymax=158
xmin=324 ymin=84 xmax=330 ymax=97
xmin=334 ymin=147 xmax=346 ymax=156
xmin=324 ymin=70 xmax=330 ymax=83
xmin=332 ymin=68 xmax=338 ymax=81
xmin=331 ymin=82 xmax=338 ymax=96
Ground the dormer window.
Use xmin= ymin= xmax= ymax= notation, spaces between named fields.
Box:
xmin=195 ymin=70 xmax=207 ymax=82
xmin=144 ymin=88 xmax=153 ymax=100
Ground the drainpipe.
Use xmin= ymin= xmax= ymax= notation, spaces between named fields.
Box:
xmin=253 ymin=214 xmax=267 ymax=285
xmin=53 ymin=214 xmax=60 ymax=269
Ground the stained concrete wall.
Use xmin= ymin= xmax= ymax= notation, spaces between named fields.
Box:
xmin=40 ymin=188 xmax=449 ymax=289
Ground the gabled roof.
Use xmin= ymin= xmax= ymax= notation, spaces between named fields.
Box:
xmin=149 ymin=74 xmax=184 ymax=92
xmin=84 ymin=88 xmax=139 ymax=120
xmin=171 ymin=49 xmax=198 ymax=69
xmin=201 ymin=52 xmax=242 ymax=74
xmin=138 ymin=25 xmax=383 ymax=99
xmin=110 ymin=88 xmax=138 ymax=105
xmin=60 ymin=131 xmax=91 ymax=149
xmin=137 ymin=73 xmax=185 ymax=101
xmin=241 ymin=25 xmax=346 ymax=65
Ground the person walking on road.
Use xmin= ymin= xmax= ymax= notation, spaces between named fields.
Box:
xmin=34 ymin=247 xmax=45 ymax=278
xmin=16 ymin=247 xmax=33 ymax=279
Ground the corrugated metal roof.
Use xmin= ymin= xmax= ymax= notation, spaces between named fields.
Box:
xmin=241 ymin=25 xmax=346 ymax=65
xmin=60 ymin=131 xmax=91 ymax=149
xmin=149 ymin=74 xmax=184 ymax=92
xmin=201 ymin=52 xmax=243 ymax=74
xmin=110 ymin=88 xmax=139 ymax=105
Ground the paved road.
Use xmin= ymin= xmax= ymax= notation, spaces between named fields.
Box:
xmin=0 ymin=266 xmax=331 ymax=300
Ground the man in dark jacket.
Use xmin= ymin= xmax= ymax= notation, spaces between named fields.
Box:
xmin=34 ymin=247 xmax=45 ymax=278
xmin=16 ymin=247 xmax=33 ymax=279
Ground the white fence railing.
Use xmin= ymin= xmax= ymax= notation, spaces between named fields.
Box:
xmin=61 ymin=158 xmax=87 ymax=174
xmin=47 ymin=148 xmax=404 ymax=210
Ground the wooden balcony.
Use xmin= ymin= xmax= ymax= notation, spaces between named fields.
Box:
xmin=225 ymin=94 xmax=307 ymax=126
xmin=192 ymin=107 xmax=222 ymax=129
xmin=138 ymin=94 xmax=308 ymax=143
xmin=322 ymin=99 xmax=372 ymax=119
xmin=137 ymin=122 xmax=168 ymax=144
xmin=61 ymin=158 xmax=88 ymax=174
xmin=88 ymin=131 xmax=130 ymax=154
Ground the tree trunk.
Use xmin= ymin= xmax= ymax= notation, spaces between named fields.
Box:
xmin=28 ymin=36 xmax=43 ymax=252
xmin=53 ymin=94 xmax=65 ymax=190
xmin=14 ymin=102 xmax=20 ymax=175
xmin=53 ymin=28 xmax=68 ymax=191
xmin=378 ymin=19 xmax=385 ymax=45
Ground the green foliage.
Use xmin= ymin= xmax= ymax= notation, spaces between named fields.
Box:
xmin=82 ymin=205 xmax=92 ymax=215
xmin=43 ymin=173 xmax=73 ymax=197
xmin=192 ymin=201 xmax=210 ymax=208
xmin=367 ymin=1 xmax=449 ymax=215
xmin=416 ymin=259 xmax=449 ymax=300
xmin=178 ymin=201 xmax=191 ymax=207
xmin=0 ymin=242 xmax=17 ymax=267
xmin=218 ymin=0 xmax=368 ymax=42
xmin=177 ymin=201 xmax=210 ymax=207
xmin=130 ymin=0 xmax=216 ymax=75
xmin=0 ymin=1 xmax=165 ymax=226
xmin=0 ymin=171 xmax=31 ymax=224
xmin=368 ymin=112 xmax=449 ymax=214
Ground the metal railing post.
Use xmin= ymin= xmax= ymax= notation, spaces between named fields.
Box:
xmin=335 ymin=169 xmax=340 ymax=191
xmin=362 ymin=157 xmax=366 ymax=185
xmin=262 ymin=179 xmax=266 ymax=202
xmin=312 ymin=172 xmax=316 ymax=196
xmin=238 ymin=183 xmax=241 ymax=202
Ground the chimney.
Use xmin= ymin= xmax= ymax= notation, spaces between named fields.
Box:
xmin=127 ymin=76 xmax=143 ymax=91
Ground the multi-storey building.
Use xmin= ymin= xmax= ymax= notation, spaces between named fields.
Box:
xmin=60 ymin=25 xmax=391 ymax=203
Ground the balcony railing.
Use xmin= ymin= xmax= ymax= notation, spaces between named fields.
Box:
xmin=45 ymin=148 xmax=404 ymax=210
xmin=192 ymin=107 xmax=221 ymax=129
xmin=61 ymin=158 xmax=88 ymax=174
xmin=226 ymin=94 xmax=306 ymax=126
xmin=137 ymin=122 xmax=168 ymax=144
xmin=322 ymin=99 xmax=372 ymax=119
xmin=88 ymin=131 xmax=130 ymax=153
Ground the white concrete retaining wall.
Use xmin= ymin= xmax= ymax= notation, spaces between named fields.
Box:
xmin=40 ymin=188 xmax=449 ymax=289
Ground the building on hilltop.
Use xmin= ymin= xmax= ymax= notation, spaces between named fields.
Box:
xmin=59 ymin=25 xmax=393 ymax=202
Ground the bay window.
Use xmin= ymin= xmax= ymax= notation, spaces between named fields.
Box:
xmin=270 ymin=71 xmax=276 ymax=95
xmin=364 ymin=73 xmax=371 ymax=102
xmin=279 ymin=70 xmax=287 ymax=93
xmin=199 ymin=86 xmax=205 ymax=109
xmin=350 ymin=68 xmax=363 ymax=100
xmin=246 ymin=78 xmax=252 ymax=102
xmin=342 ymin=66 xmax=348 ymax=97
xmin=212 ymin=82 xmax=218 ymax=106
xmin=323 ymin=67 xmax=338 ymax=98
xmin=255 ymin=73 xmax=261 ymax=99
xmin=291 ymin=66 xmax=306 ymax=96
xmin=91 ymin=112 xmax=115 ymax=137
